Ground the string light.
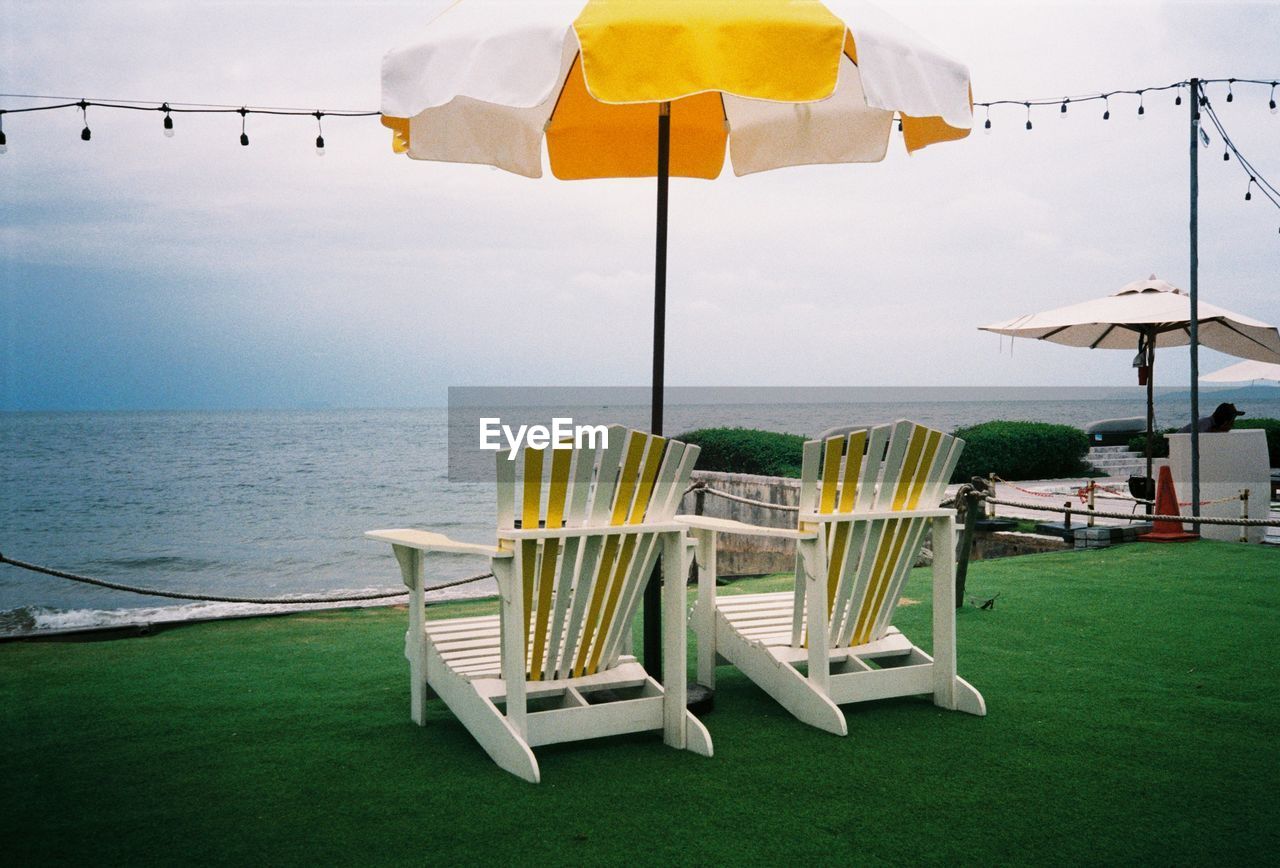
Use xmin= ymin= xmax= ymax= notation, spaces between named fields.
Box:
xmin=314 ymin=111 xmax=325 ymax=156
xmin=1200 ymin=91 xmax=1280 ymax=232
xmin=0 ymin=113 xmax=6 ymax=154
xmin=1 ymin=77 xmax=1276 ymax=161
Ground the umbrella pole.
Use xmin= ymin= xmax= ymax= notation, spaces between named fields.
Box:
xmin=1146 ymin=331 xmax=1155 ymax=515
xmin=642 ymin=102 xmax=671 ymax=677
xmin=1188 ymin=77 xmax=1202 ymax=520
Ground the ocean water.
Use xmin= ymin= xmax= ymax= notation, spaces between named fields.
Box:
xmin=4 ymin=399 xmax=1279 ymax=636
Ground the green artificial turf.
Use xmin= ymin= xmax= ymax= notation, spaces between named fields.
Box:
xmin=3 ymin=542 xmax=1278 ymax=866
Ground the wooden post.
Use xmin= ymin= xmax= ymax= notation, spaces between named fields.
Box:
xmin=987 ymin=472 xmax=997 ymax=519
xmin=1240 ymin=489 xmax=1249 ymax=543
xmin=954 ymin=488 xmax=980 ymax=609
xmin=1063 ymin=501 xmax=1073 ymax=532
xmin=1087 ymin=480 xmax=1097 ymax=528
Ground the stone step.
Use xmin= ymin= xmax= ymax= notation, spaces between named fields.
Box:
xmin=1088 ymin=445 xmax=1139 ymax=454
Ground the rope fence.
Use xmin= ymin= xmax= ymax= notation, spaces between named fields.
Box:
xmin=0 ymin=551 xmax=490 ymax=605
xmin=688 ymin=481 xmax=1279 ymax=529
xmin=1 ymin=479 xmax=1273 ymax=612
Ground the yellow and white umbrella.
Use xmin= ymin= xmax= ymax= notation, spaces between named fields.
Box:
xmin=381 ymin=0 xmax=972 ymax=672
xmin=381 ymin=0 xmax=972 ymax=179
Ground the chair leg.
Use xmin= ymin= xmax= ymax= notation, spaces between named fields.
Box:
xmin=662 ymin=532 xmax=688 ymax=750
xmin=929 ymin=515 xmax=985 ymax=716
xmin=394 ymin=544 xmax=429 ymax=726
xmin=425 ymin=642 xmax=540 ymax=783
xmin=408 ymin=635 xmax=428 ymax=726
xmin=694 ymin=530 xmax=717 ymax=689
xmin=717 ymin=615 xmax=847 ymax=736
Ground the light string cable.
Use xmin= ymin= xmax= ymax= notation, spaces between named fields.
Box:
xmin=0 ymin=93 xmax=377 ymax=153
xmin=973 ymin=77 xmax=1278 ymax=131
xmin=0 ymin=77 xmax=1276 ymax=149
xmin=1197 ymin=83 xmax=1280 ymax=227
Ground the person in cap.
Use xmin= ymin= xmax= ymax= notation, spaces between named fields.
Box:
xmin=1178 ymin=402 xmax=1246 ymax=433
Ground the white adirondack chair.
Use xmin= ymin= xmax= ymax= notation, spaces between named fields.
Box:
xmin=679 ymin=420 xmax=985 ymax=736
xmin=366 ymin=426 xmax=712 ymax=782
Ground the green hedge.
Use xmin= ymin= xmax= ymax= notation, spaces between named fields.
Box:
xmin=1130 ymin=419 xmax=1280 ymax=466
xmin=950 ymin=421 xmax=1090 ymax=483
xmin=680 ymin=422 xmax=1093 ymax=483
xmin=1128 ymin=429 xmax=1174 ymax=459
xmin=676 ymin=427 xmax=805 ymax=477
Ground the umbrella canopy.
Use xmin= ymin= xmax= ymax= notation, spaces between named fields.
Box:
xmin=1201 ymin=359 xmax=1280 ymax=383
xmin=380 ymin=0 xmax=973 ymax=177
xmin=979 ymin=276 xmax=1280 ymax=362
xmin=979 ymin=275 xmax=1280 ymax=489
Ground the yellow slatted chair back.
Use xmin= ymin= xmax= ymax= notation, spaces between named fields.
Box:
xmin=495 ymin=426 xmax=699 ymax=681
xmin=796 ymin=420 xmax=963 ymax=649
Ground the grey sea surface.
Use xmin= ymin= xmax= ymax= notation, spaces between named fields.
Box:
xmin=4 ymin=398 xmax=1279 ymax=635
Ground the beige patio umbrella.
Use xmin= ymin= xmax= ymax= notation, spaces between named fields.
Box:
xmin=980 ymin=275 xmax=1280 ymax=486
xmin=381 ymin=0 xmax=973 ymax=674
xmin=1201 ymin=359 xmax=1280 ymax=383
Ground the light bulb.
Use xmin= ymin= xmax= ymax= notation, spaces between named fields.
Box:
xmin=81 ymin=126 xmax=91 ymax=141
xmin=315 ymin=134 xmax=326 ymax=156
xmin=983 ymin=117 xmax=991 ymax=134
xmin=163 ymin=115 xmax=174 ymax=138
xmin=240 ymin=132 xmax=249 ymax=146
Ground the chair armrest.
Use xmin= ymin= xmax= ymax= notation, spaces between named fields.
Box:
xmin=364 ymin=529 xmax=513 ymax=558
xmin=674 ymin=514 xmax=816 ymax=540
xmin=797 ymin=508 xmax=956 ymax=523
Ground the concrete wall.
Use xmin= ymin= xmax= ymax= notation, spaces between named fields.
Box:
xmin=679 ymin=470 xmax=800 ymax=576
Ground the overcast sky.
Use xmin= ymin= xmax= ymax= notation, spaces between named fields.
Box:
xmin=1 ymin=0 xmax=1277 ymax=410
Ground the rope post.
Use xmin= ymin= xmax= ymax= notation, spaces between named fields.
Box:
xmin=1063 ymin=501 xmax=1073 ymax=532
xmin=1240 ymin=489 xmax=1249 ymax=543
xmin=1087 ymin=480 xmax=1097 ymax=528
xmin=954 ymin=487 xmax=980 ymax=610
xmin=987 ymin=473 xmax=997 ymax=519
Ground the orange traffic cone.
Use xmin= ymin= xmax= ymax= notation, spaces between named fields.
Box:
xmin=1138 ymin=466 xmax=1198 ymax=542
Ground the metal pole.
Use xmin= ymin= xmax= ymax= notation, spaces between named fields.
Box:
xmin=642 ymin=102 xmax=671 ymax=676
xmin=1189 ymin=78 xmax=1202 ymax=519
xmin=1146 ymin=330 xmax=1156 ymax=514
